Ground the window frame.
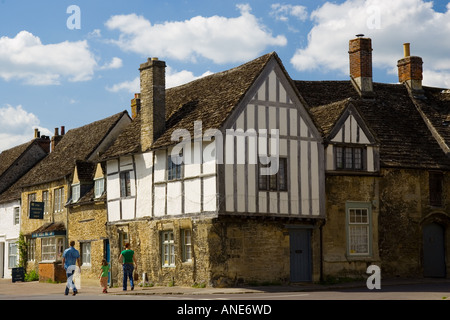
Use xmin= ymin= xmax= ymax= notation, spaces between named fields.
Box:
xmin=42 ymin=190 xmax=50 ymax=215
xmin=161 ymin=230 xmax=175 ymax=267
xmin=72 ymin=183 xmax=80 ymax=203
xmin=80 ymin=242 xmax=91 ymax=266
xmin=429 ymin=171 xmax=443 ymax=207
xmin=335 ymin=145 xmax=365 ymax=171
xmin=258 ymin=157 xmax=288 ymax=192
xmin=13 ymin=207 xmax=20 ymax=225
xmin=94 ymin=177 xmax=105 ymax=198
xmin=120 ymin=171 xmax=131 ymax=198
xmin=8 ymin=241 xmax=19 ymax=269
xmin=53 ymin=187 xmax=65 ymax=213
xmin=167 ymin=153 xmax=183 ymax=181
xmin=346 ymin=202 xmax=372 ymax=257
xmin=27 ymin=238 xmax=36 ymax=261
xmin=41 ymin=236 xmax=65 ymax=262
xmin=181 ymin=229 xmax=192 ymax=263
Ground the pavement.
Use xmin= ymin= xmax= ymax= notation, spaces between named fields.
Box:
xmin=1 ymin=276 xmax=449 ymax=298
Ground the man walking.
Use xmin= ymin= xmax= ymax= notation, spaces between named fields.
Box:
xmin=119 ymin=243 xmax=137 ymax=291
xmin=62 ymin=240 xmax=81 ymax=296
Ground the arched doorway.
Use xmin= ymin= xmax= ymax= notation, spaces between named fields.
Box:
xmin=422 ymin=222 xmax=446 ymax=278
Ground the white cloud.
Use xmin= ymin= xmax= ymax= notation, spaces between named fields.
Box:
xmin=0 ymin=31 xmax=98 ymax=85
xmin=0 ymin=104 xmax=51 ymax=152
xmin=106 ymin=66 xmax=213 ymax=93
xmin=100 ymin=57 xmax=123 ymax=70
xmin=270 ymin=3 xmax=308 ymax=22
xmin=290 ymin=0 xmax=450 ymax=87
xmin=105 ymin=4 xmax=287 ymax=64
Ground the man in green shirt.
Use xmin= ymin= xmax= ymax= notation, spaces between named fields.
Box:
xmin=119 ymin=243 xmax=137 ymax=291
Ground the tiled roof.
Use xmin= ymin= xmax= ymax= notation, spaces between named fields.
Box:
xmin=19 ymin=111 xmax=128 ymax=188
xmin=295 ymin=80 xmax=450 ymax=169
xmin=0 ymin=140 xmax=35 ymax=177
xmin=102 ymin=52 xmax=276 ymax=159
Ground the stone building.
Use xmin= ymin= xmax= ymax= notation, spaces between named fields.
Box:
xmin=296 ymin=36 xmax=450 ymax=279
xmin=101 ymin=54 xmax=326 ymax=287
xmin=18 ymin=113 xmax=130 ymax=282
xmin=0 ymin=132 xmax=50 ymax=279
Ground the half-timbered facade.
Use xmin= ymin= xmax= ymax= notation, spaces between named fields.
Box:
xmin=102 ymin=53 xmax=325 ymax=287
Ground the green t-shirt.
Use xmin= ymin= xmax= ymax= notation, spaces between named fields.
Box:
xmin=121 ymin=249 xmax=135 ymax=263
xmin=101 ymin=264 xmax=110 ymax=277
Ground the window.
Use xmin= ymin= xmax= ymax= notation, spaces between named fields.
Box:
xmin=54 ymin=187 xmax=65 ymax=213
xmin=182 ymin=229 xmax=192 ymax=262
xmin=8 ymin=242 xmax=18 ymax=269
xmin=168 ymin=153 xmax=183 ymax=180
xmin=28 ymin=238 xmax=36 ymax=261
xmin=120 ymin=171 xmax=131 ymax=197
xmin=259 ymin=158 xmax=288 ymax=191
xmin=429 ymin=172 xmax=443 ymax=207
xmin=81 ymin=242 xmax=91 ymax=266
xmin=336 ymin=146 xmax=364 ymax=170
xmin=28 ymin=193 xmax=36 ymax=212
xmin=161 ymin=231 xmax=175 ymax=267
xmin=72 ymin=183 xmax=80 ymax=203
xmin=346 ymin=203 xmax=371 ymax=256
xmin=41 ymin=237 xmax=65 ymax=261
xmin=94 ymin=178 xmax=105 ymax=198
xmin=13 ymin=207 xmax=19 ymax=225
xmin=42 ymin=190 xmax=50 ymax=214
xmin=118 ymin=231 xmax=129 ymax=251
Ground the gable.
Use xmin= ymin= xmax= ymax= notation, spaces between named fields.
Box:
xmin=329 ymin=104 xmax=377 ymax=145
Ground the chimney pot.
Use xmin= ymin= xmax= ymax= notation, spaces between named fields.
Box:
xmin=403 ymin=43 xmax=410 ymax=57
xmin=61 ymin=126 xmax=65 ymax=135
xmin=397 ymin=43 xmax=423 ymax=93
xmin=34 ymin=128 xmax=39 ymax=138
xmin=54 ymin=127 xmax=59 ymax=136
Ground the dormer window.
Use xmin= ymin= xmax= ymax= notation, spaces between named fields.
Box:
xmin=335 ymin=146 xmax=364 ymax=170
xmin=72 ymin=183 xmax=80 ymax=202
xmin=94 ymin=177 xmax=105 ymax=198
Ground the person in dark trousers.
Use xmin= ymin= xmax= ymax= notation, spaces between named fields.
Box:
xmin=62 ymin=240 xmax=81 ymax=296
xmin=119 ymin=243 xmax=137 ymax=291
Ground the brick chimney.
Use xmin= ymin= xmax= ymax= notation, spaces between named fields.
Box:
xmin=34 ymin=128 xmax=50 ymax=153
xmin=51 ymin=126 xmax=65 ymax=152
xmin=397 ymin=43 xmax=423 ymax=93
xmin=349 ymin=35 xmax=374 ymax=98
xmin=131 ymin=93 xmax=141 ymax=120
xmin=139 ymin=57 xmax=166 ymax=152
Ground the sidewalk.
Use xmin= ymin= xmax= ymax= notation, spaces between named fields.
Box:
xmin=1 ymin=277 xmax=449 ymax=297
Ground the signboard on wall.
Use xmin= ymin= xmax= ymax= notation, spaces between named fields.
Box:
xmin=29 ymin=201 xmax=44 ymax=219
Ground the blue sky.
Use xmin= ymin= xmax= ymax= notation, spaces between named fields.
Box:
xmin=1 ymin=0 xmax=450 ymax=152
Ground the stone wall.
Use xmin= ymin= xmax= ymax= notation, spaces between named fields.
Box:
xmin=107 ymin=215 xmax=322 ymax=288
xmin=68 ymin=202 xmax=108 ymax=283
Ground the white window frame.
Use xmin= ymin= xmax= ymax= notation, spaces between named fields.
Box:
xmin=13 ymin=207 xmax=20 ymax=225
xmin=94 ymin=177 xmax=105 ymax=198
xmin=182 ymin=229 xmax=192 ymax=263
xmin=8 ymin=241 xmax=19 ymax=269
xmin=161 ymin=231 xmax=175 ymax=267
xmin=346 ymin=202 xmax=371 ymax=256
xmin=41 ymin=236 xmax=65 ymax=262
xmin=28 ymin=238 xmax=36 ymax=261
xmin=72 ymin=183 xmax=80 ymax=203
xmin=54 ymin=187 xmax=65 ymax=213
xmin=42 ymin=190 xmax=50 ymax=214
xmin=81 ymin=242 xmax=91 ymax=266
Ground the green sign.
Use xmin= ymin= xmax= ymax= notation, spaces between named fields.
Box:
xmin=29 ymin=201 xmax=44 ymax=219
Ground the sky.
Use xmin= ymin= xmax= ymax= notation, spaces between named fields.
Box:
xmin=1 ymin=0 xmax=450 ymax=152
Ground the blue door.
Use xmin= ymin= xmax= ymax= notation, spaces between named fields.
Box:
xmin=104 ymin=239 xmax=111 ymax=285
xmin=423 ymin=223 xmax=446 ymax=278
xmin=289 ymin=228 xmax=312 ymax=282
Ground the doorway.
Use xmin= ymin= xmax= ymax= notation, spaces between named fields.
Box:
xmin=423 ymin=222 xmax=446 ymax=278
xmin=289 ymin=228 xmax=312 ymax=282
